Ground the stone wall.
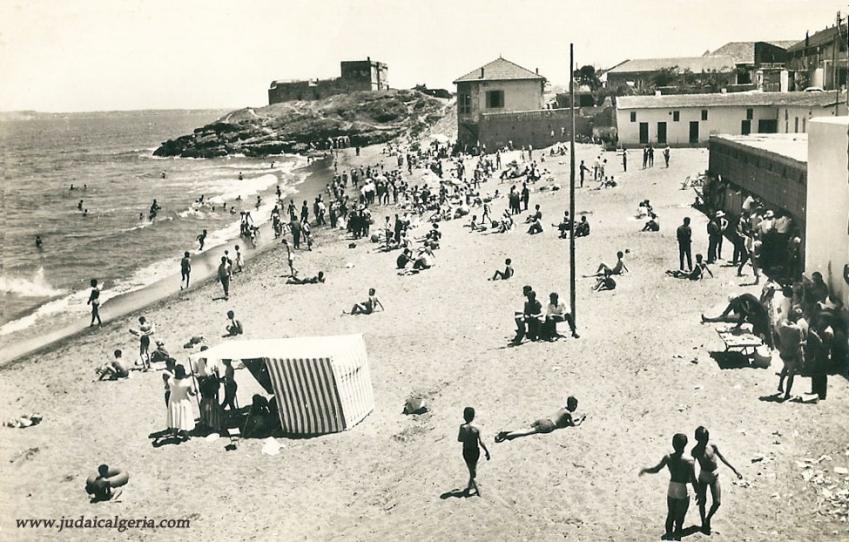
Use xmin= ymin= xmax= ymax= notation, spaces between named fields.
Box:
xmin=472 ymin=109 xmax=591 ymax=149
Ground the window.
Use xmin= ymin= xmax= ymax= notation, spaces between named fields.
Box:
xmin=630 ymin=112 xmax=637 ymax=122
xmin=673 ymin=111 xmax=680 ymax=122
xmin=794 ymin=117 xmax=799 ymax=133
xmin=746 ymin=108 xmax=753 ymax=120
xmin=485 ymin=90 xmax=504 ymax=109
xmin=701 ymin=109 xmax=708 ymax=121
xmin=458 ymin=93 xmax=472 ymax=115
xmin=802 ymin=118 xmax=806 ymax=133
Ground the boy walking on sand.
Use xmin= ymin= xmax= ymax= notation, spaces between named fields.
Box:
xmin=639 ymin=433 xmax=698 ymax=541
xmin=692 ymin=426 xmax=742 ymax=535
xmin=129 ymin=316 xmax=155 ymax=370
xmin=458 ymin=407 xmax=490 ymax=497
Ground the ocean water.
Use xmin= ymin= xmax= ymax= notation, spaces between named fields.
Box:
xmin=0 ymin=110 xmax=306 ymax=353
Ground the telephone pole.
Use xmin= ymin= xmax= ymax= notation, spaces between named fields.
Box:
xmin=569 ymin=44 xmax=577 ymax=328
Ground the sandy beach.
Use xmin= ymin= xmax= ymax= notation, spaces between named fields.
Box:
xmin=2 ymin=142 xmax=848 ymax=542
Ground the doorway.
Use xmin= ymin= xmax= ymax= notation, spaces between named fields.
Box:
xmin=639 ymin=122 xmax=649 ymax=144
xmin=741 ymin=120 xmax=751 ymax=135
xmin=689 ymin=121 xmax=699 ymax=144
xmin=656 ymin=122 xmax=667 ymax=144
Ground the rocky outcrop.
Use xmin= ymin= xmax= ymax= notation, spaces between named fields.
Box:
xmin=154 ymin=90 xmax=449 ymax=158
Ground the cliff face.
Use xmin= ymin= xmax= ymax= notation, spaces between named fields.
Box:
xmin=153 ymin=90 xmax=449 ymax=158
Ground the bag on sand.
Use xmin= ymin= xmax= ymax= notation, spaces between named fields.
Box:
xmin=751 ymin=346 xmax=772 ymax=368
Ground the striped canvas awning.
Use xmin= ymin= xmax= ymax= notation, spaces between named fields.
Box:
xmin=191 ymin=335 xmax=373 ymax=436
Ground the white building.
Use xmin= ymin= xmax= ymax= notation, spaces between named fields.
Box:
xmin=616 ymin=91 xmax=846 ymax=147
xmin=806 ymin=116 xmax=849 ymax=305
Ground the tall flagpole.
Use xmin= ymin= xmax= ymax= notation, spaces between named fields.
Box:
xmin=569 ymin=43 xmax=577 ymax=328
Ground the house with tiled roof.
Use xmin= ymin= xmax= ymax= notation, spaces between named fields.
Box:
xmin=605 ymin=56 xmax=737 ymax=91
xmin=709 ymin=41 xmax=796 ymax=89
xmin=453 ymin=57 xmax=548 ymax=147
xmin=785 ymin=23 xmax=848 ymax=90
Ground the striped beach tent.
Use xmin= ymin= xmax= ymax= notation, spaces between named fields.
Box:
xmin=192 ymin=335 xmax=374 ymax=436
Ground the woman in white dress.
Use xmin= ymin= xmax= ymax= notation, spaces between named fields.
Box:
xmin=167 ymin=365 xmax=196 ymax=440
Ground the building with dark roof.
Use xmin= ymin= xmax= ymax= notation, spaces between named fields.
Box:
xmin=709 ymin=41 xmax=796 ymax=89
xmin=786 ymin=23 xmax=848 ymax=90
xmin=605 ymin=56 xmax=737 ymax=91
xmin=615 ymin=91 xmax=846 ymax=146
xmin=453 ymin=57 xmax=548 ymax=147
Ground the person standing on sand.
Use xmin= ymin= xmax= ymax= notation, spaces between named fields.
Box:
xmin=639 ymin=433 xmax=698 ymax=541
xmin=234 ymin=245 xmax=244 ymax=274
xmin=165 ymin=365 xmax=196 ymax=442
xmin=691 ymin=426 xmax=742 ymax=535
xmin=217 ymin=256 xmax=231 ymax=299
xmin=197 ymin=229 xmax=207 ymax=251
xmin=129 ymin=316 xmax=155 ymax=370
xmin=180 ymin=251 xmax=191 ymax=290
xmin=220 ymin=359 xmax=238 ymax=413
xmin=458 ymin=407 xmax=490 ymax=497
xmin=87 ymin=278 xmax=102 ymax=327
xmin=282 ymin=239 xmax=297 ymax=277
xmin=664 ymin=145 xmax=671 ymax=167
xmin=677 ymin=217 xmax=693 ymax=271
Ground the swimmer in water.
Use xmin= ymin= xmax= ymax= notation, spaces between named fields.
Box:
xmin=161 ymin=171 xmax=166 ymax=179
xmin=70 ymin=184 xmax=76 ymax=191
xmin=83 ymin=209 xmax=89 ymax=217
xmin=238 ymin=171 xmax=243 ymax=181
xmin=139 ymin=212 xmax=144 ymax=221
xmin=78 ymin=200 xmax=84 ymax=211
xmin=35 ymin=235 xmax=43 ymax=250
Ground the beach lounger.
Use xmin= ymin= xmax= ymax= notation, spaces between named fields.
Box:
xmin=716 ymin=327 xmax=763 ymax=364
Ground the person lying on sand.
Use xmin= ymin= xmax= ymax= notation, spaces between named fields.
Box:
xmin=495 ymin=396 xmax=584 ymax=442
xmin=96 ymin=349 xmax=130 ymax=381
xmin=490 ymin=258 xmax=514 ymax=280
xmin=666 ymin=254 xmax=712 ymax=280
xmin=700 ymin=293 xmax=773 ymax=348
xmin=458 ymin=407 xmax=490 ymax=497
xmin=287 ymin=271 xmax=325 ymax=285
xmin=586 ymin=251 xmax=628 ymax=278
xmin=639 ymin=433 xmax=698 ymax=541
xmin=225 ymin=310 xmax=243 ymax=337
xmin=344 ymin=288 xmax=384 ymax=315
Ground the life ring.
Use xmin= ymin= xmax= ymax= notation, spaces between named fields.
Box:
xmin=843 ymin=264 xmax=849 ymax=285
xmin=85 ymin=467 xmax=129 ymax=494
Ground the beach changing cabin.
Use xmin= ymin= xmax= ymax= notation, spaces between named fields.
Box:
xmin=195 ymin=335 xmax=374 ymax=436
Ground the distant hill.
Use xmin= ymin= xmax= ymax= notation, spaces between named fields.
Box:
xmin=0 ymin=111 xmax=40 ymax=122
xmin=153 ymin=90 xmax=451 ymax=158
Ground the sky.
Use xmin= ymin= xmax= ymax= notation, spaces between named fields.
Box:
xmin=0 ymin=0 xmax=844 ymax=112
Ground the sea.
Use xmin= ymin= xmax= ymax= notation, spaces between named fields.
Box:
xmin=0 ymin=109 xmax=308 ymax=359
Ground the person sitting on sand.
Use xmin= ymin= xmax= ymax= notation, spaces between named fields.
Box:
xmin=574 ymin=216 xmax=590 ymax=237
xmin=593 ymin=273 xmax=617 ymax=292
xmin=150 ymin=340 xmax=170 ymax=363
xmin=225 ymin=310 xmax=243 ymax=337
xmin=701 ymin=293 xmax=773 ymax=348
xmin=527 ymin=212 xmax=543 ymax=235
xmin=554 ymin=211 xmax=573 ymax=238
xmin=85 ymin=464 xmax=126 ymax=503
xmin=96 ymin=349 xmax=130 ymax=381
xmin=639 ymin=433 xmax=698 ymax=541
xmin=499 ymin=209 xmax=514 ymax=233
xmin=495 ymin=396 xmax=584 ymax=442
xmin=458 ymin=406 xmax=490 ymax=497
xmin=412 ymin=247 xmax=436 ymax=271
xmin=511 ymin=287 xmax=543 ymax=345
xmin=642 ymin=213 xmax=660 ymax=232
xmin=587 ymin=251 xmax=629 ymax=278
xmin=666 ymin=253 xmax=712 ymax=280
xmin=287 ymin=271 xmax=325 ymax=285
xmin=490 ymin=258 xmax=514 ymax=281
xmin=344 ymin=288 xmax=385 ymax=315
xmin=524 ymin=204 xmax=542 ymax=224
xmin=542 ymin=292 xmax=579 ymax=340
xmin=396 ymin=249 xmax=412 ymax=270
xmin=691 ymin=426 xmax=742 ymax=535
xmin=466 ymin=215 xmax=485 ymax=232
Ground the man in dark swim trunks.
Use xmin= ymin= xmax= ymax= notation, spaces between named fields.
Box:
xmin=457 ymin=406 xmax=490 ymax=496
xmin=639 ymin=433 xmax=698 ymax=541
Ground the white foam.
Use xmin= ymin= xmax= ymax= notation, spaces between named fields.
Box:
xmin=0 ymin=267 xmax=66 ymax=298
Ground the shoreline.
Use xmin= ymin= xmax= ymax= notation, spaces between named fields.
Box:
xmin=0 ymin=154 xmax=341 ymax=368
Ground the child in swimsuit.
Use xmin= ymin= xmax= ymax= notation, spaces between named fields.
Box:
xmin=640 ymin=433 xmax=697 ymax=541
xmin=457 ymin=407 xmax=490 ymax=497
xmin=692 ymin=426 xmax=742 ymax=535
